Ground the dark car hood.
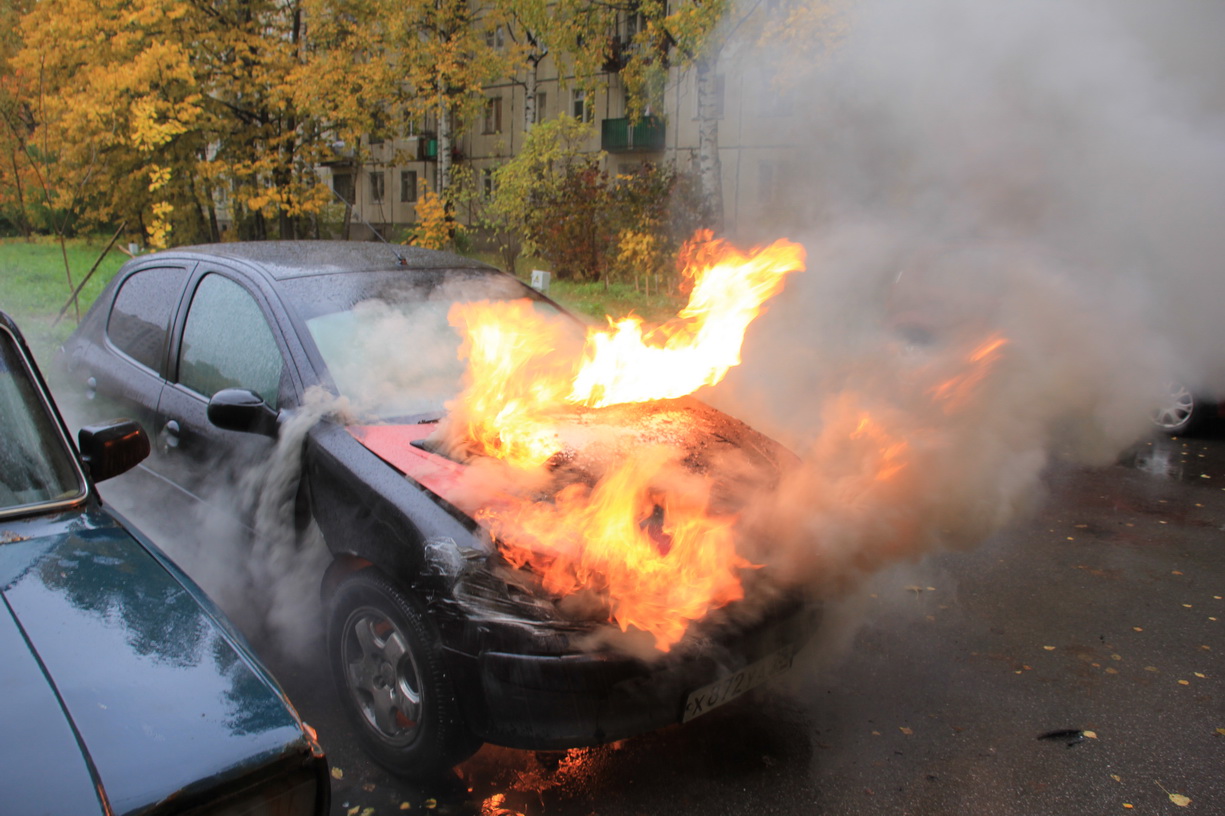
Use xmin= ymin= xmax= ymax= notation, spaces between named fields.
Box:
xmin=0 ymin=509 xmax=310 ymax=816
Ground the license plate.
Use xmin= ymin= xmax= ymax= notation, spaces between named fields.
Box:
xmin=682 ymin=645 xmax=798 ymax=723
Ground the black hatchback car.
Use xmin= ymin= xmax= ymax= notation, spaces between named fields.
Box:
xmin=61 ymin=241 xmax=818 ymax=777
xmin=1 ymin=310 xmax=330 ymax=815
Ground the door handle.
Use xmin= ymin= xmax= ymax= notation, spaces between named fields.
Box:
xmin=161 ymin=419 xmax=181 ymax=451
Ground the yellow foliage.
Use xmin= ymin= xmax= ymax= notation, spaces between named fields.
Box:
xmin=408 ymin=186 xmax=457 ymax=250
xmin=147 ymin=201 xmax=174 ymax=249
xmin=147 ymin=164 xmax=171 ymax=192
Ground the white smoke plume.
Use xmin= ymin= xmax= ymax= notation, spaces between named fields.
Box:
xmin=700 ymin=0 xmax=1225 ymax=601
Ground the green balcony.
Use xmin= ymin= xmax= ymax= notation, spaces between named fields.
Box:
xmin=601 ymin=116 xmax=666 ymax=153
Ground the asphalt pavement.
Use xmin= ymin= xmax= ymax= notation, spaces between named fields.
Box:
xmin=235 ymin=429 xmax=1221 ymax=816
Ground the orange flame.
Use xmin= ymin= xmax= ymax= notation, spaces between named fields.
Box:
xmin=929 ymin=333 xmax=1009 ymax=411
xmin=447 ymin=233 xmax=806 ymax=467
xmin=568 ymin=232 xmax=807 ymax=408
xmin=439 ymin=232 xmax=805 ymax=650
xmin=479 ymin=450 xmax=752 ymax=651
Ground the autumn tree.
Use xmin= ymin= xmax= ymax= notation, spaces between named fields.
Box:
xmin=9 ymin=0 xmax=331 ymax=247
xmin=299 ymin=0 xmax=513 ymax=196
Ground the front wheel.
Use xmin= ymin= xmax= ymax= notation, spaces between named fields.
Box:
xmin=1153 ymin=382 xmax=1210 ymax=436
xmin=327 ymin=569 xmax=481 ymax=777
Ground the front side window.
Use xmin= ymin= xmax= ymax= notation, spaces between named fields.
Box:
xmin=107 ymin=267 xmax=188 ymax=372
xmin=178 ymin=275 xmax=284 ymax=407
xmin=0 ymin=326 xmax=85 ymax=515
xmin=369 ymin=171 xmax=386 ymax=204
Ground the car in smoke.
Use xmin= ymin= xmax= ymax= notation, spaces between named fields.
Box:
xmin=0 ymin=310 xmax=329 ymax=815
xmin=59 ymin=240 xmax=818 ymax=778
xmin=1151 ymin=381 xmax=1221 ymax=435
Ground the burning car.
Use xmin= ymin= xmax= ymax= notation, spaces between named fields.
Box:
xmin=61 ymin=240 xmax=819 ymax=777
xmin=1 ymin=310 xmax=329 ymax=815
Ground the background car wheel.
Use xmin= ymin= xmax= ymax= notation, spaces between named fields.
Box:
xmin=327 ymin=569 xmax=481 ymax=777
xmin=1153 ymin=382 xmax=1211 ymax=436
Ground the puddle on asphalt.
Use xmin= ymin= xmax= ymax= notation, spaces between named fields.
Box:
xmin=1120 ymin=435 xmax=1225 ymax=484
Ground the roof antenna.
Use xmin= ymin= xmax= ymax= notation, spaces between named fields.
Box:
xmin=327 ymin=177 xmax=406 ymax=265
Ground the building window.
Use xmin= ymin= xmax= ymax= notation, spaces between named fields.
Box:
xmin=482 ymin=168 xmax=496 ymax=199
xmin=484 ymin=25 xmax=504 ymax=50
xmin=332 ymin=172 xmax=354 ymax=203
xmin=369 ymin=170 xmax=385 ymax=204
xmin=400 ymin=170 xmax=418 ymax=203
xmin=483 ymin=96 xmax=503 ymax=134
xmin=534 ymin=91 xmax=547 ymax=124
xmin=572 ymin=89 xmax=593 ymax=123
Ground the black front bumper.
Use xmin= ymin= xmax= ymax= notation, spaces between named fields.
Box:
xmin=449 ymin=596 xmax=819 ymax=750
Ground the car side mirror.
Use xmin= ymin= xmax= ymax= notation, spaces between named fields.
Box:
xmin=78 ymin=420 xmax=151 ymax=482
xmin=208 ymin=388 xmax=280 ymax=438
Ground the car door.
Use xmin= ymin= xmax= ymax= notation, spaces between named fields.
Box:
xmin=67 ymin=264 xmax=192 ymax=434
xmin=153 ymin=269 xmax=293 ymax=506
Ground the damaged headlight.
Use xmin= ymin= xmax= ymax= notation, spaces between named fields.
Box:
xmin=423 ymin=536 xmax=567 ymax=625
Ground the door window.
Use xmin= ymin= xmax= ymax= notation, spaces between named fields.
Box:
xmin=107 ymin=267 xmax=188 ymax=371
xmin=178 ymin=274 xmax=284 ymax=407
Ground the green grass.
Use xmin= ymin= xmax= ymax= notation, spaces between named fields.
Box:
xmin=546 ymin=279 xmax=683 ymax=325
xmin=0 ymin=236 xmax=129 ymax=362
xmin=447 ymin=249 xmax=685 ymax=324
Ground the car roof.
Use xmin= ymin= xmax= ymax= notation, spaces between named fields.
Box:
xmin=164 ymin=240 xmax=498 ymax=281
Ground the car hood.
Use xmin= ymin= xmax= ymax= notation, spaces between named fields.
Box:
xmin=0 ymin=509 xmax=311 ymax=816
xmin=348 ymin=397 xmax=796 ymax=516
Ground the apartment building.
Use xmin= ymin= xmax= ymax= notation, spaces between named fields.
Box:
xmin=319 ymin=19 xmax=806 ymax=242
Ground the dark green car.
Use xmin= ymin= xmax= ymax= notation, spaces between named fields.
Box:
xmin=0 ymin=311 xmax=329 ymax=816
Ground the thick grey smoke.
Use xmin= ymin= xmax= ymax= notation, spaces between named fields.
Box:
xmin=699 ymin=0 xmax=1225 ymax=601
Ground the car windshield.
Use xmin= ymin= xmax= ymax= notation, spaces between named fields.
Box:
xmin=0 ymin=326 xmax=86 ymax=515
xmin=279 ymin=269 xmax=571 ymax=421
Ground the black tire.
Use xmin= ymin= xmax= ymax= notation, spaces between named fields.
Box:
xmin=1153 ymin=382 xmax=1210 ymax=436
xmin=327 ymin=569 xmax=481 ymax=777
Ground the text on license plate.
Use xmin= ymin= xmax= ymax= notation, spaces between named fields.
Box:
xmin=682 ymin=645 xmax=798 ymax=723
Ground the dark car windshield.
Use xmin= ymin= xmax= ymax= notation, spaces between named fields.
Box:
xmin=279 ymin=269 xmax=571 ymax=420
xmin=0 ymin=326 xmax=86 ymax=515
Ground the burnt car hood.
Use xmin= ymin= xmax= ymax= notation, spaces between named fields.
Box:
xmin=348 ymin=397 xmax=795 ymax=517
xmin=0 ymin=509 xmax=312 ymax=816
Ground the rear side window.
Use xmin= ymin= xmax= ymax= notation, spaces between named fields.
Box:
xmin=178 ymin=274 xmax=284 ymax=407
xmin=107 ymin=267 xmax=188 ymax=372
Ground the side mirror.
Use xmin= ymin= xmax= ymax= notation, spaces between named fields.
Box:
xmin=207 ymin=388 xmax=280 ymax=438
xmin=78 ymin=420 xmax=151 ymax=482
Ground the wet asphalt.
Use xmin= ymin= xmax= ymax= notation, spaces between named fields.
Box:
xmin=94 ymin=422 xmax=1224 ymax=816
xmin=238 ymin=427 xmax=1221 ymax=816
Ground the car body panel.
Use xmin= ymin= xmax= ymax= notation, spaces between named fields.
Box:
xmin=0 ymin=580 xmax=105 ymax=816
xmin=3 ymin=310 xmax=328 ymax=814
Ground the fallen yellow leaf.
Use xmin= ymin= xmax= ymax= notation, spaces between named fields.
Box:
xmin=331 ymin=767 xmax=344 ymax=780
xmin=425 ymin=799 xmax=437 ymax=810
xmin=1215 ymin=727 xmax=1225 ymax=737
xmin=1111 ymin=774 xmax=1122 ymax=782
xmin=1133 ymin=626 xmax=1144 ymax=632
xmin=1156 ymin=781 xmax=1191 ymax=807
xmin=1083 ymin=731 xmax=1098 ymax=739
xmin=1044 ymin=646 xmax=1056 ymax=651
xmin=900 ymin=727 xmax=913 ymax=735
xmin=1123 ymin=804 xmax=1133 ymax=809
